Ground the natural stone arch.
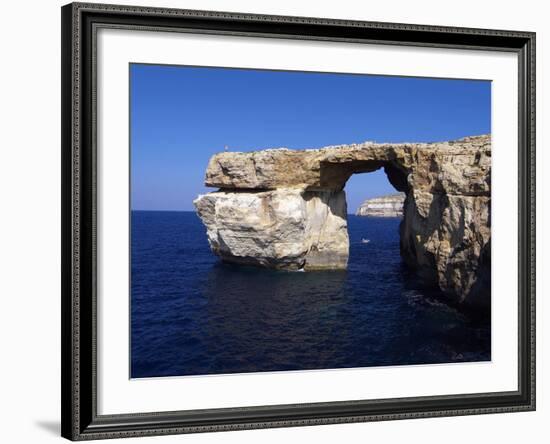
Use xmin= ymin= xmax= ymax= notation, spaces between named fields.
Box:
xmin=194 ymin=135 xmax=491 ymax=308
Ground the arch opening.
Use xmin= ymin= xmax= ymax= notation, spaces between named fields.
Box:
xmin=318 ymin=159 xmax=409 ymax=194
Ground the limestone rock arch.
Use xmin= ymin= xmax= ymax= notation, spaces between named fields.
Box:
xmin=194 ymin=135 xmax=491 ymax=308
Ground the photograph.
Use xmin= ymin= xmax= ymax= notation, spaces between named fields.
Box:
xmin=0 ymin=0 xmax=543 ymax=442
xmin=54 ymin=1 xmax=537 ymax=440
xmin=129 ymin=64 xmax=492 ymax=379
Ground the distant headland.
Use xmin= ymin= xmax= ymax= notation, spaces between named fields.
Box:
xmin=355 ymin=193 xmax=405 ymax=217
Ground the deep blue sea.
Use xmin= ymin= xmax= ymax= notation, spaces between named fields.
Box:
xmin=131 ymin=211 xmax=490 ymax=378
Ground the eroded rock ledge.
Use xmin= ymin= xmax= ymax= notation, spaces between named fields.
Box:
xmin=194 ymin=135 xmax=491 ymax=308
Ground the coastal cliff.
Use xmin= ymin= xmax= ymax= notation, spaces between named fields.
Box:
xmin=356 ymin=193 xmax=405 ymax=217
xmin=194 ymin=135 xmax=491 ymax=308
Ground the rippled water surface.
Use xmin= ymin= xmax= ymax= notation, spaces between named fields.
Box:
xmin=131 ymin=211 xmax=490 ymax=378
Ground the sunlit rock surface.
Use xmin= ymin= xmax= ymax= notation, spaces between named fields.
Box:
xmin=194 ymin=188 xmax=348 ymax=270
xmin=194 ymin=135 xmax=491 ymax=308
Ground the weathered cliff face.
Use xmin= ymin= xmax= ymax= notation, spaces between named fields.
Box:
xmin=356 ymin=193 xmax=405 ymax=217
xmin=194 ymin=134 xmax=491 ymax=308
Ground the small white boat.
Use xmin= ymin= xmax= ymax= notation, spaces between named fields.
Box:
xmin=361 ymin=238 xmax=370 ymax=244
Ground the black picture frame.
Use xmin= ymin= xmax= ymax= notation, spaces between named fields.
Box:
xmin=61 ymin=2 xmax=536 ymax=440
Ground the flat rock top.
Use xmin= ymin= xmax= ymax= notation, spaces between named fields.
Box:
xmin=204 ymin=135 xmax=491 ymax=195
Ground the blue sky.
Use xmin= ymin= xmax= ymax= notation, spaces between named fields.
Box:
xmin=130 ymin=64 xmax=490 ymax=212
